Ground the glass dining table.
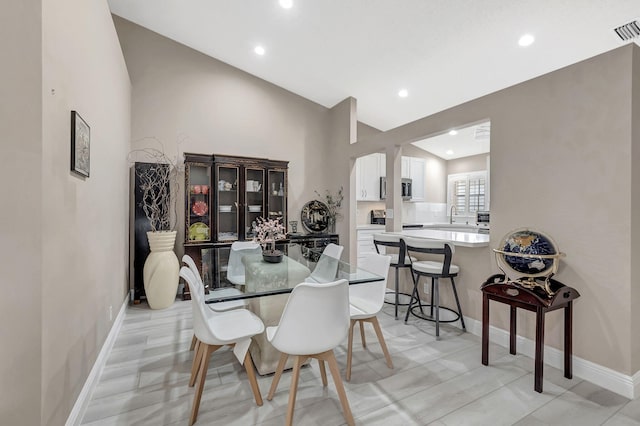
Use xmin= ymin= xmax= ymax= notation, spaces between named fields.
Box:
xmin=198 ymin=241 xmax=383 ymax=375
xmin=201 ymin=241 xmax=383 ymax=304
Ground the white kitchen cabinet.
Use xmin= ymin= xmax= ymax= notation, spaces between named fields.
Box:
xmin=400 ymin=156 xmax=426 ymax=201
xmin=409 ymin=157 xmax=425 ymax=201
xmin=401 ymin=156 xmax=411 ymax=179
xmin=357 ymin=228 xmax=381 ymax=264
xmin=356 ymin=153 xmax=384 ymax=201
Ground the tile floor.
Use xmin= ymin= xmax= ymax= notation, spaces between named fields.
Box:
xmin=81 ymin=301 xmax=640 ymax=425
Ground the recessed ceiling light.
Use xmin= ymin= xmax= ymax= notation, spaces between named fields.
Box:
xmin=398 ymin=89 xmax=408 ymax=98
xmin=518 ymin=34 xmax=535 ymax=47
xmin=254 ymin=45 xmax=265 ymax=56
xmin=448 ymin=130 xmax=458 ymax=136
xmin=279 ymin=0 xmax=293 ymax=9
xmin=446 ymin=150 xmax=454 ymax=155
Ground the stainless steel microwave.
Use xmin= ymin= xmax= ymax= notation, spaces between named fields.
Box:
xmin=380 ymin=177 xmax=412 ymax=200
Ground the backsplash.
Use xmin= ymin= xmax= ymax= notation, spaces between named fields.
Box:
xmin=402 ymin=202 xmax=448 ymax=224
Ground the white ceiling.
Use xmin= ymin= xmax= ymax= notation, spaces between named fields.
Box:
xmin=108 ymin=0 xmax=639 ymax=132
xmin=412 ymin=121 xmax=490 ymax=160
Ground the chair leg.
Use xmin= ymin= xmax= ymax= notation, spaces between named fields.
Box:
xmin=285 ymin=355 xmax=306 ymax=426
xmin=430 ymin=279 xmax=435 ymax=317
xmin=189 ymin=341 xmax=204 ymax=387
xmin=322 ymin=350 xmax=355 ymax=426
xmin=243 ymin=351 xmax=263 ymax=406
xmin=346 ymin=319 xmax=356 ymax=381
xmin=359 ymin=321 xmax=367 ymax=348
xmin=318 ymin=359 xmax=328 ymax=386
xmin=267 ymin=353 xmax=289 ymax=400
xmin=434 ymin=278 xmax=440 ymax=338
xmin=394 ymin=266 xmax=400 ymax=319
xmin=404 ymin=270 xmax=420 ymax=323
xmin=450 ymin=277 xmax=466 ymax=330
xmin=190 ymin=344 xmax=214 ymax=426
xmin=189 ymin=334 xmax=197 ymax=351
xmin=369 ymin=317 xmax=393 ymax=369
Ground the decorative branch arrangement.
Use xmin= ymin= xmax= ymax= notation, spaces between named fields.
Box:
xmin=315 ymin=186 xmax=344 ymax=222
xmin=128 ymin=137 xmax=183 ymax=232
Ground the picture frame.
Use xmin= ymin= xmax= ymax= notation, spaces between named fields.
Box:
xmin=71 ymin=110 xmax=90 ymax=177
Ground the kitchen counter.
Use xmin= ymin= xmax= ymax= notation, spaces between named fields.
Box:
xmin=356 ymin=224 xmax=386 ymax=231
xmin=388 ymin=228 xmax=490 ymax=248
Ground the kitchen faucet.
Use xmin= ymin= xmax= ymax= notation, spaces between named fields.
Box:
xmin=449 ymin=205 xmax=457 ymax=224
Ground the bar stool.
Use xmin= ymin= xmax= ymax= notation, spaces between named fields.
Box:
xmin=373 ymin=233 xmax=415 ymax=319
xmin=403 ymin=237 xmax=466 ymax=337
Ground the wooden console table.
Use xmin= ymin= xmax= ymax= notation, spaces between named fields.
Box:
xmin=481 ymin=274 xmax=580 ymax=393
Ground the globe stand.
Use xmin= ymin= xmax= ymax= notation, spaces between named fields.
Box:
xmin=493 ymin=228 xmax=565 ymax=297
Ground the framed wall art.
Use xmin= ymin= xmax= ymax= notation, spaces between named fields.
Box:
xmin=71 ymin=110 xmax=90 ymax=177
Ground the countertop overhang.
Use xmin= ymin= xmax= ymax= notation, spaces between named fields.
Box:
xmin=387 ymin=228 xmax=490 ymax=248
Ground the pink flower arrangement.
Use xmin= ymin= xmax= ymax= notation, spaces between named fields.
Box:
xmin=253 ymin=217 xmax=286 ymax=251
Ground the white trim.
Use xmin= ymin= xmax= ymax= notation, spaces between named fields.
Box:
xmin=66 ymin=297 xmax=128 ymax=426
xmin=460 ymin=315 xmax=639 ymax=399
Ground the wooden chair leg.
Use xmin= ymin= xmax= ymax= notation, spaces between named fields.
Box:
xmin=243 ymin=351 xmax=263 ymax=406
xmin=370 ymin=316 xmax=393 ymax=369
xmin=322 ymin=350 xmax=355 ymax=426
xmin=359 ymin=320 xmax=367 ymax=348
xmin=190 ymin=344 xmax=214 ymax=426
xmin=189 ymin=341 xmax=204 ymax=387
xmin=189 ymin=334 xmax=197 ymax=351
xmin=267 ymin=353 xmax=289 ymax=400
xmin=285 ymin=355 xmax=306 ymax=426
xmin=346 ymin=319 xmax=356 ymax=381
xmin=318 ymin=359 xmax=328 ymax=386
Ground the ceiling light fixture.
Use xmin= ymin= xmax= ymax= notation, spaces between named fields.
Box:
xmin=518 ymin=34 xmax=535 ymax=47
xmin=398 ymin=89 xmax=408 ymax=98
xmin=279 ymin=0 xmax=293 ymax=9
xmin=448 ymin=130 xmax=458 ymax=136
xmin=446 ymin=150 xmax=454 ymax=155
xmin=254 ymin=45 xmax=265 ymax=56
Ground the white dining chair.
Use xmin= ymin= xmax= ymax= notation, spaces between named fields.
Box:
xmin=305 ymin=243 xmax=344 ymax=283
xmin=346 ymin=252 xmax=393 ymax=381
xmin=182 ymin=254 xmax=247 ymax=351
xmin=180 ymin=267 xmax=265 ymax=425
xmin=227 ymin=241 xmax=262 ymax=285
xmin=266 ymin=279 xmax=354 ymax=426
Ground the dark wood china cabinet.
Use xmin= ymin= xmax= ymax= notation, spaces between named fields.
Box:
xmin=183 ymin=153 xmax=288 ymax=297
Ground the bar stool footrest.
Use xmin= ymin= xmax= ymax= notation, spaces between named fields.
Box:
xmin=409 ymin=304 xmax=461 ymax=323
xmin=383 ymin=291 xmax=413 ymax=306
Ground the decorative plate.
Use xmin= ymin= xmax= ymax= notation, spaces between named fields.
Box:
xmin=192 ymin=200 xmax=208 ymax=216
xmin=188 ymin=222 xmax=209 ymax=241
xmin=301 ymin=200 xmax=330 ymax=233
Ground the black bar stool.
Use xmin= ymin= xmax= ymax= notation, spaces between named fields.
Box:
xmin=373 ymin=233 xmax=415 ymax=319
xmin=403 ymin=236 xmax=466 ymax=337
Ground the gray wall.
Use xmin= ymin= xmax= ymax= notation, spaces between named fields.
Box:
xmin=113 ymin=16 xmax=348 ymax=251
xmin=0 ymin=1 xmax=131 ymax=424
xmin=0 ymin=1 xmax=43 ymax=424
xmin=349 ymin=45 xmax=638 ymax=375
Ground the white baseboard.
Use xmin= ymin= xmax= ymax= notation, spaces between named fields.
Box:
xmin=66 ymin=296 xmax=129 ymax=426
xmin=461 ymin=315 xmax=639 ymax=399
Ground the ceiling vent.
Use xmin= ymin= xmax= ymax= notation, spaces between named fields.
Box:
xmin=474 ymin=124 xmax=491 ymax=141
xmin=614 ymin=20 xmax=640 ymax=41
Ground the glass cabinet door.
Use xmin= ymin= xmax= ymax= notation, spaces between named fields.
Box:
xmin=267 ymin=169 xmax=287 ymax=228
xmin=185 ymin=163 xmax=212 ymax=243
xmin=245 ymin=168 xmax=265 ymax=239
xmin=216 ymin=165 xmax=239 ymax=242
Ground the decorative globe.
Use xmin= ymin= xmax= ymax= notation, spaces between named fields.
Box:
xmin=494 ymin=228 xmax=562 ymax=278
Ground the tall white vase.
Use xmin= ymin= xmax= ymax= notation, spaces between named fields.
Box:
xmin=143 ymin=231 xmax=179 ymax=309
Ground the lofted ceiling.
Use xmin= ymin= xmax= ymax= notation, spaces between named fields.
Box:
xmin=108 ymin=0 xmax=639 ymax=133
